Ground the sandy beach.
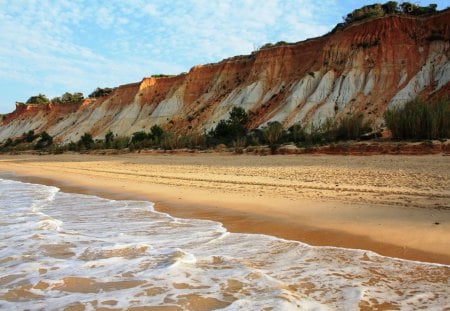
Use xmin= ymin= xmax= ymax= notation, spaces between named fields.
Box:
xmin=0 ymin=152 xmax=449 ymax=265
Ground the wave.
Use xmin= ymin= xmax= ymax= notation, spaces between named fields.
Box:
xmin=0 ymin=178 xmax=448 ymax=310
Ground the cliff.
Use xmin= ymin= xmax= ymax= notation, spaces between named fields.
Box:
xmin=1 ymin=10 xmax=449 ymax=143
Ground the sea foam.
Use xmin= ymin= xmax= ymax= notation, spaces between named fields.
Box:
xmin=0 ymin=178 xmax=448 ymax=310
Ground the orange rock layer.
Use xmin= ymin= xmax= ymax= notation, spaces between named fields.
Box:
xmin=1 ymin=10 xmax=449 ymax=142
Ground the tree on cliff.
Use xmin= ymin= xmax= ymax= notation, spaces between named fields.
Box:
xmin=400 ymin=2 xmax=437 ymax=15
xmin=52 ymin=92 xmax=84 ymax=105
xmin=382 ymin=1 xmax=399 ymax=14
xmin=343 ymin=1 xmax=438 ymax=25
xmin=89 ymin=87 xmax=114 ymax=98
xmin=26 ymin=94 xmax=49 ymax=105
xmin=344 ymin=3 xmax=385 ymax=23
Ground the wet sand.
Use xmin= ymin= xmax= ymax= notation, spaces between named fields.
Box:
xmin=0 ymin=153 xmax=449 ymax=264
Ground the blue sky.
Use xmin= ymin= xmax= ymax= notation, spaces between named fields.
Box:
xmin=0 ymin=0 xmax=448 ymax=113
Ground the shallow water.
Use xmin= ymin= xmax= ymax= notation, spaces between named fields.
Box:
xmin=0 ymin=178 xmax=449 ymax=310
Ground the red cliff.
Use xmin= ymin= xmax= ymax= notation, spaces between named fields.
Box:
xmin=1 ymin=10 xmax=449 ymax=142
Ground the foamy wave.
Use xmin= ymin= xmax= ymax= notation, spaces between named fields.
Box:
xmin=0 ymin=178 xmax=449 ymax=310
xmin=79 ymin=243 xmax=152 ymax=260
xmin=37 ymin=216 xmax=63 ymax=231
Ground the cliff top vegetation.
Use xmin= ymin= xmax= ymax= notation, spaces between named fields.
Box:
xmin=333 ymin=1 xmax=442 ymax=31
xmin=256 ymin=2 xmax=443 ymax=50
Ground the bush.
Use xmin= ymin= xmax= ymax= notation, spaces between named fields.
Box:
xmin=176 ymin=132 xmax=206 ymax=149
xmin=104 ymin=131 xmax=114 ymax=148
xmin=160 ymin=132 xmax=178 ymax=150
xmin=112 ymin=136 xmax=130 ymax=149
xmin=232 ymin=137 xmax=246 ymax=154
xmin=288 ymin=123 xmax=306 ymax=143
xmin=335 ymin=115 xmax=372 ymax=140
xmin=247 ymin=129 xmax=263 ymax=146
xmin=78 ymin=133 xmax=94 ymax=150
xmin=35 ymin=132 xmax=53 ymax=149
xmin=150 ymin=125 xmax=164 ymax=142
xmin=151 ymin=74 xmax=175 ymax=78
xmin=343 ymin=2 xmax=439 ymax=26
xmin=24 ymin=130 xmax=37 ymax=143
xmin=67 ymin=142 xmax=78 ymax=152
xmin=89 ymin=87 xmax=114 ymax=98
xmin=52 ymin=92 xmax=84 ymax=105
xmin=385 ymin=97 xmax=449 ymax=140
xmin=48 ymin=144 xmax=66 ymax=154
xmin=3 ymin=138 xmax=13 ymax=148
xmin=263 ymin=121 xmax=284 ymax=154
xmin=382 ymin=1 xmax=399 ymax=14
xmin=131 ymin=131 xmax=149 ymax=144
xmin=26 ymin=94 xmax=49 ymax=105
xmin=400 ymin=2 xmax=437 ymax=15
xmin=209 ymin=106 xmax=248 ymax=145
xmin=129 ymin=126 xmax=166 ymax=149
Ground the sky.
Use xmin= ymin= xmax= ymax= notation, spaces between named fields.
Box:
xmin=0 ymin=0 xmax=448 ymax=113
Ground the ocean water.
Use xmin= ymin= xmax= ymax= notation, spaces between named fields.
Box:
xmin=0 ymin=178 xmax=449 ymax=311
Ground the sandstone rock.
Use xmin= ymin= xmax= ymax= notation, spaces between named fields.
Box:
xmin=1 ymin=11 xmax=449 ymax=143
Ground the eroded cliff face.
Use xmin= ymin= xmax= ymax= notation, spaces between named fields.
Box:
xmin=1 ymin=11 xmax=449 ymax=143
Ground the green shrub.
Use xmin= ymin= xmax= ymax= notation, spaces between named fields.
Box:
xmin=112 ymin=136 xmax=130 ymax=149
xmin=176 ymin=132 xmax=206 ymax=149
xmin=209 ymin=106 xmax=248 ymax=145
xmin=263 ymin=121 xmax=284 ymax=154
xmin=24 ymin=130 xmax=37 ymax=143
xmin=3 ymin=138 xmax=13 ymax=148
xmin=131 ymin=131 xmax=149 ymax=144
xmin=160 ymin=132 xmax=178 ymax=150
xmin=89 ymin=87 xmax=114 ymax=98
xmin=288 ymin=123 xmax=306 ymax=143
xmin=248 ymin=130 xmax=262 ymax=146
xmin=151 ymin=74 xmax=175 ymax=78
xmin=48 ymin=145 xmax=66 ymax=154
xmin=78 ymin=133 xmax=94 ymax=149
xmin=345 ymin=3 xmax=385 ymax=24
xmin=150 ymin=125 xmax=164 ymax=142
xmin=343 ymin=2 xmax=439 ymax=26
xmin=385 ymin=97 xmax=449 ymax=140
xmin=335 ymin=115 xmax=372 ymax=140
xmin=400 ymin=2 xmax=437 ymax=15
xmin=52 ymin=92 xmax=84 ymax=105
xmin=26 ymin=94 xmax=49 ymax=105
xmin=232 ymin=137 xmax=246 ymax=154
xmin=35 ymin=132 xmax=53 ymax=149
xmin=104 ymin=131 xmax=114 ymax=148
xmin=129 ymin=126 xmax=166 ymax=150
xmin=382 ymin=1 xmax=399 ymax=14
xmin=68 ymin=142 xmax=78 ymax=152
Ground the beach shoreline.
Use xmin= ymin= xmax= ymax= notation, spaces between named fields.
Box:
xmin=1 ymin=153 xmax=449 ymax=265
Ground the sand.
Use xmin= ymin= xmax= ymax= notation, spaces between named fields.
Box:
xmin=0 ymin=152 xmax=449 ymax=264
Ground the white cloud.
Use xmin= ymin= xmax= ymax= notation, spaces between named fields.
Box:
xmin=96 ymin=7 xmax=114 ymax=29
xmin=143 ymin=3 xmax=158 ymax=16
xmin=0 ymin=0 xmax=339 ymax=113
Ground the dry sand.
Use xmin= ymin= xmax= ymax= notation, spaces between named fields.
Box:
xmin=0 ymin=152 xmax=449 ymax=264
